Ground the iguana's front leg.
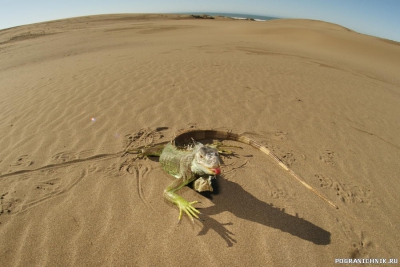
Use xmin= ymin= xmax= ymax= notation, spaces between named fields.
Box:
xmin=164 ymin=177 xmax=200 ymax=221
xmin=163 ymin=155 xmax=202 ymax=222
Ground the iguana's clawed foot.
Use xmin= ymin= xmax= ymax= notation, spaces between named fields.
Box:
xmin=210 ymin=141 xmax=242 ymax=155
xmin=177 ymin=199 xmax=201 ymax=222
xmin=123 ymin=144 xmax=165 ymax=158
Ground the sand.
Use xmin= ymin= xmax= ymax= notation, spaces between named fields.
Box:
xmin=0 ymin=14 xmax=399 ymax=266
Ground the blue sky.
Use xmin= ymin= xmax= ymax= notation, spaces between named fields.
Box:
xmin=1 ymin=0 xmax=399 ymax=42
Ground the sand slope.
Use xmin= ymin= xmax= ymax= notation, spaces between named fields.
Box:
xmin=1 ymin=14 xmax=399 ymax=266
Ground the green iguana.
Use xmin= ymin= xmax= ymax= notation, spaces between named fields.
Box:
xmin=127 ymin=129 xmax=338 ymax=222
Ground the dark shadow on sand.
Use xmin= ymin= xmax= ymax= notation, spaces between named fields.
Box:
xmin=197 ymin=177 xmax=331 ymax=247
xmin=143 ymin=147 xmax=330 ymax=247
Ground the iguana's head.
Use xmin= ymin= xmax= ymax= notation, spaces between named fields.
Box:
xmin=191 ymin=143 xmax=221 ymax=176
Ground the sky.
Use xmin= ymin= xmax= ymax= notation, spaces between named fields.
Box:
xmin=1 ymin=0 xmax=399 ymax=42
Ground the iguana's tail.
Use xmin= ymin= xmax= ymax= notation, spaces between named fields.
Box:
xmin=174 ymin=129 xmax=338 ymax=209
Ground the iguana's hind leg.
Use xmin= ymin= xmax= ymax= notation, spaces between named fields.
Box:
xmin=209 ymin=141 xmax=242 ymax=155
xmin=164 ymin=177 xmax=200 ymax=222
xmin=124 ymin=144 xmax=166 ymax=158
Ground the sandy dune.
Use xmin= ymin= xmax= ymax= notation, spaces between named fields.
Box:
xmin=0 ymin=14 xmax=399 ymax=266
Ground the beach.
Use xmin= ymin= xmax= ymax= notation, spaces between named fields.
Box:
xmin=0 ymin=14 xmax=399 ymax=266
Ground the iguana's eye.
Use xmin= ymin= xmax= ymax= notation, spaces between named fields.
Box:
xmin=199 ymin=154 xmax=204 ymax=159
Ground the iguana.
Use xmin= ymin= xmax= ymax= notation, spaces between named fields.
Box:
xmin=126 ymin=129 xmax=338 ymax=222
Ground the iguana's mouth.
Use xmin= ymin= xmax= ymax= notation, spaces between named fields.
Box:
xmin=210 ymin=167 xmax=221 ymax=175
xmin=199 ymin=162 xmax=221 ymax=175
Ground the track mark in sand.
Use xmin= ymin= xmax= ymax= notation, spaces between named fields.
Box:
xmin=51 ymin=151 xmax=80 ymax=164
xmin=316 ymin=174 xmax=377 ymax=205
xmin=273 ymin=131 xmax=288 ymax=140
xmin=0 ymin=128 xmax=169 ymax=179
xmin=335 ymin=218 xmax=374 ymax=259
xmin=264 ymin=180 xmax=289 ymax=199
xmin=10 ymin=155 xmax=34 ymax=168
xmin=221 ymin=159 xmax=249 ymax=175
xmin=0 ymin=168 xmax=88 ymax=215
xmin=120 ymin=159 xmax=155 ymax=212
xmin=0 ymin=153 xmax=119 ymax=179
xmin=21 ymin=169 xmax=87 ymax=213
xmin=281 ymin=152 xmax=296 ymax=168
xmin=4 ymin=155 xmax=34 ymax=175
xmin=1 ymin=159 xmax=130 ymax=216
xmin=88 ymin=162 xmax=125 ymax=180
xmin=240 ymin=131 xmax=295 ymax=164
xmin=0 ymin=128 xmax=170 ymax=216
xmin=349 ymin=231 xmax=374 ymax=259
xmin=319 ymin=150 xmax=337 ymax=166
xmin=51 ymin=150 xmax=102 ymax=164
xmin=0 ymin=192 xmax=14 ymax=215
xmin=219 ymin=142 xmax=291 ymax=201
xmin=123 ymin=127 xmax=169 ymax=152
xmin=186 ymin=122 xmax=197 ymax=129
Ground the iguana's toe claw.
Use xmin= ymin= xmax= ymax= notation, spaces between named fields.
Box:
xmin=218 ymin=149 xmax=234 ymax=155
xmin=177 ymin=200 xmax=200 ymax=222
xmin=210 ymin=141 xmax=242 ymax=155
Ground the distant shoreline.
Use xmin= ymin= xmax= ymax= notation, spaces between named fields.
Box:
xmin=178 ymin=12 xmax=280 ymax=21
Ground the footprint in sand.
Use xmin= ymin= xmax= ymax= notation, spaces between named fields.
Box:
xmin=0 ymin=167 xmax=89 ymax=215
xmin=319 ymin=150 xmax=337 ymax=166
xmin=264 ymin=180 xmax=289 ymax=200
xmin=335 ymin=218 xmax=374 ymax=259
xmin=51 ymin=151 xmax=78 ymax=163
xmin=51 ymin=150 xmax=97 ymax=164
xmin=11 ymin=155 xmax=34 ymax=168
xmin=349 ymin=232 xmax=373 ymax=259
xmin=123 ymin=127 xmax=169 ymax=151
xmin=281 ymin=152 xmax=296 ymax=167
xmin=273 ymin=131 xmax=288 ymax=140
xmin=316 ymin=174 xmax=377 ymax=205
xmin=0 ymin=193 xmax=13 ymax=215
xmin=119 ymin=160 xmax=155 ymax=212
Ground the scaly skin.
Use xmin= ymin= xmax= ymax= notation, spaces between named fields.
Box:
xmin=127 ymin=128 xmax=338 ymax=222
xmin=160 ymin=143 xmax=203 ymax=221
xmin=134 ymin=142 xmax=221 ymax=221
